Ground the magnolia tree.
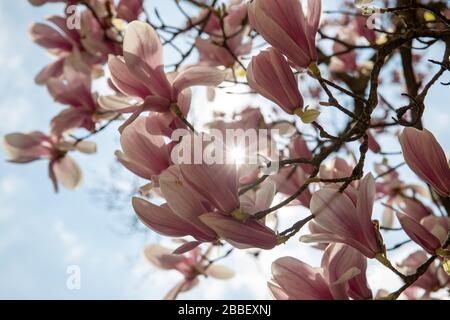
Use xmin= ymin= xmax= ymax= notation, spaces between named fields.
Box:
xmin=3 ymin=0 xmax=450 ymax=300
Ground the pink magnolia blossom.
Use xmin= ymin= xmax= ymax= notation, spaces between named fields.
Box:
xmin=29 ymin=0 xmax=143 ymax=23
xmin=329 ymin=42 xmax=358 ymax=74
xmin=319 ymin=156 xmax=355 ymax=184
xmin=208 ymin=107 xmax=265 ymax=134
xmin=353 ymin=15 xmax=376 ymax=44
xmin=399 ymin=128 xmax=450 ymax=198
xmin=271 ymin=166 xmax=312 ymax=208
xmin=189 ymin=0 xmax=246 ymax=34
xmin=115 ymin=116 xmax=172 ymax=183
xmin=179 ymin=158 xmax=278 ymax=250
xmin=289 ymin=135 xmax=313 ymax=173
xmin=396 ymin=213 xmax=450 ymax=254
xmin=133 ymin=154 xmax=277 ymax=251
xmin=133 ymin=166 xmax=217 ymax=245
xmin=269 ymin=243 xmax=372 ymax=300
xmin=99 ymin=21 xmax=226 ymax=131
xmin=29 ymin=11 xmax=121 ymax=84
xmin=301 ymin=174 xmax=385 ymax=259
xmin=374 ymin=163 xmax=411 ymax=228
xmin=195 ymin=2 xmax=251 ymax=68
xmin=248 ymin=0 xmax=322 ymax=70
xmin=367 ymin=130 xmax=381 ymax=153
xmin=116 ymin=0 xmax=144 ymax=22
xmin=144 ymin=244 xmax=234 ymax=299
xmin=47 ymin=66 xmax=114 ymax=137
xmin=398 ymin=251 xmax=450 ymax=295
xmin=3 ymin=132 xmax=94 ymax=192
xmin=247 ymin=48 xmax=320 ymax=123
xmin=399 ymin=198 xmax=433 ymax=222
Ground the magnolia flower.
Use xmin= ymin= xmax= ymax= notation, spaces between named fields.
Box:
xmin=247 ymin=48 xmax=319 ymax=123
xmin=398 ymin=251 xmax=450 ymax=296
xmin=319 ymin=157 xmax=355 ymax=184
xmin=47 ymin=66 xmax=114 ymax=137
xmin=374 ymin=163 xmax=408 ymax=228
xmin=399 ymin=128 xmax=450 ymax=198
xmin=269 ymin=243 xmax=372 ymax=300
xmin=399 ymin=198 xmax=433 ymax=222
xmin=29 ymin=0 xmax=143 ymax=23
xmin=144 ymin=244 xmax=234 ymax=300
xmin=3 ymin=132 xmax=94 ymax=192
xmin=301 ymin=174 xmax=385 ymax=259
xmin=116 ymin=116 xmax=172 ymax=183
xmin=196 ymin=2 xmax=251 ymax=68
xmin=29 ymin=11 xmax=121 ymax=84
xmin=329 ymin=41 xmax=358 ymax=74
xmin=353 ymin=15 xmax=376 ymax=44
xmin=179 ymin=159 xmax=278 ymax=250
xmin=190 ymin=0 xmax=247 ymax=34
xmin=271 ymin=166 xmax=312 ymax=208
xmin=116 ymin=0 xmax=144 ymax=22
xmin=208 ymin=107 xmax=265 ymax=134
xmin=289 ymin=135 xmax=314 ymax=173
xmin=133 ymin=166 xmax=218 ymax=249
xmin=133 ymin=158 xmax=277 ymax=251
xmin=99 ymin=21 xmax=226 ymax=131
xmin=396 ymin=213 xmax=450 ymax=255
xmin=248 ymin=0 xmax=322 ymax=71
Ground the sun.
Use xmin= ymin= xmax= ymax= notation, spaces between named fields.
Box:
xmin=228 ymin=146 xmax=246 ymax=166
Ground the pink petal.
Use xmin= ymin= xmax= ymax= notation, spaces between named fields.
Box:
xmin=53 ymin=156 xmax=82 ymax=190
xmin=399 ymin=128 xmax=450 ymax=197
xmin=271 ymin=256 xmax=333 ymax=300
xmin=172 ymin=66 xmax=226 ymax=98
xmin=132 ymin=197 xmax=193 ymax=237
xmin=180 ymin=162 xmax=240 ymax=214
xmin=117 ymin=116 xmax=170 ymax=179
xmin=123 ymin=21 xmax=163 ymax=70
xmin=173 ymin=241 xmax=202 ymax=255
xmin=199 ymin=212 xmax=277 ymax=250
xmin=144 ymin=244 xmax=185 ymax=269
xmin=247 ymin=48 xmax=303 ymax=114
xmin=204 ymin=265 xmax=235 ymax=280
xmin=159 ymin=166 xmax=217 ymax=241
xmin=397 ymin=212 xmax=442 ymax=254
xmin=35 ymin=58 xmax=64 ymax=85
xmin=108 ymin=55 xmax=151 ymax=98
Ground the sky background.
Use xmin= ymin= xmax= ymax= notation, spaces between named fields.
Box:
xmin=0 ymin=0 xmax=449 ymax=300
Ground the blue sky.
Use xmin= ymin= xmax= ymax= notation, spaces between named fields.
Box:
xmin=0 ymin=1 xmax=449 ymax=300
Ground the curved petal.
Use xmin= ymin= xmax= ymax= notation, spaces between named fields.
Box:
xmin=132 ymin=197 xmax=193 ymax=237
xmin=271 ymin=256 xmax=332 ymax=300
xmin=397 ymin=212 xmax=442 ymax=254
xmin=205 ymin=265 xmax=235 ymax=280
xmin=159 ymin=166 xmax=217 ymax=240
xmin=123 ymin=21 xmax=163 ymax=70
xmin=200 ymin=212 xmax=277 ymax=250
xmin=53 ymin=156 xmax=82 ymax=190
xmin=399 ymin=128 xmax=450 ymax=197
xmin=108 ymin=55 xmax=150 ymax=98
xmin=172 ymin=66 xmax=226 ymax=98
xmin=144 ymin=244 xmax=185 ymax=269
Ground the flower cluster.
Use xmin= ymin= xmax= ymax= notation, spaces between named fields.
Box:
xmin=3 ymin=0 xmax=450 ymax=300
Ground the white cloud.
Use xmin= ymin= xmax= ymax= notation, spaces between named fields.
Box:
xmin=53 ymin=221 xmax=85 ymax=264
xmin=0 ymin=97 xmax=35 ymax=134
xmin=0 ymin=175 xmax=25 ymax=195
